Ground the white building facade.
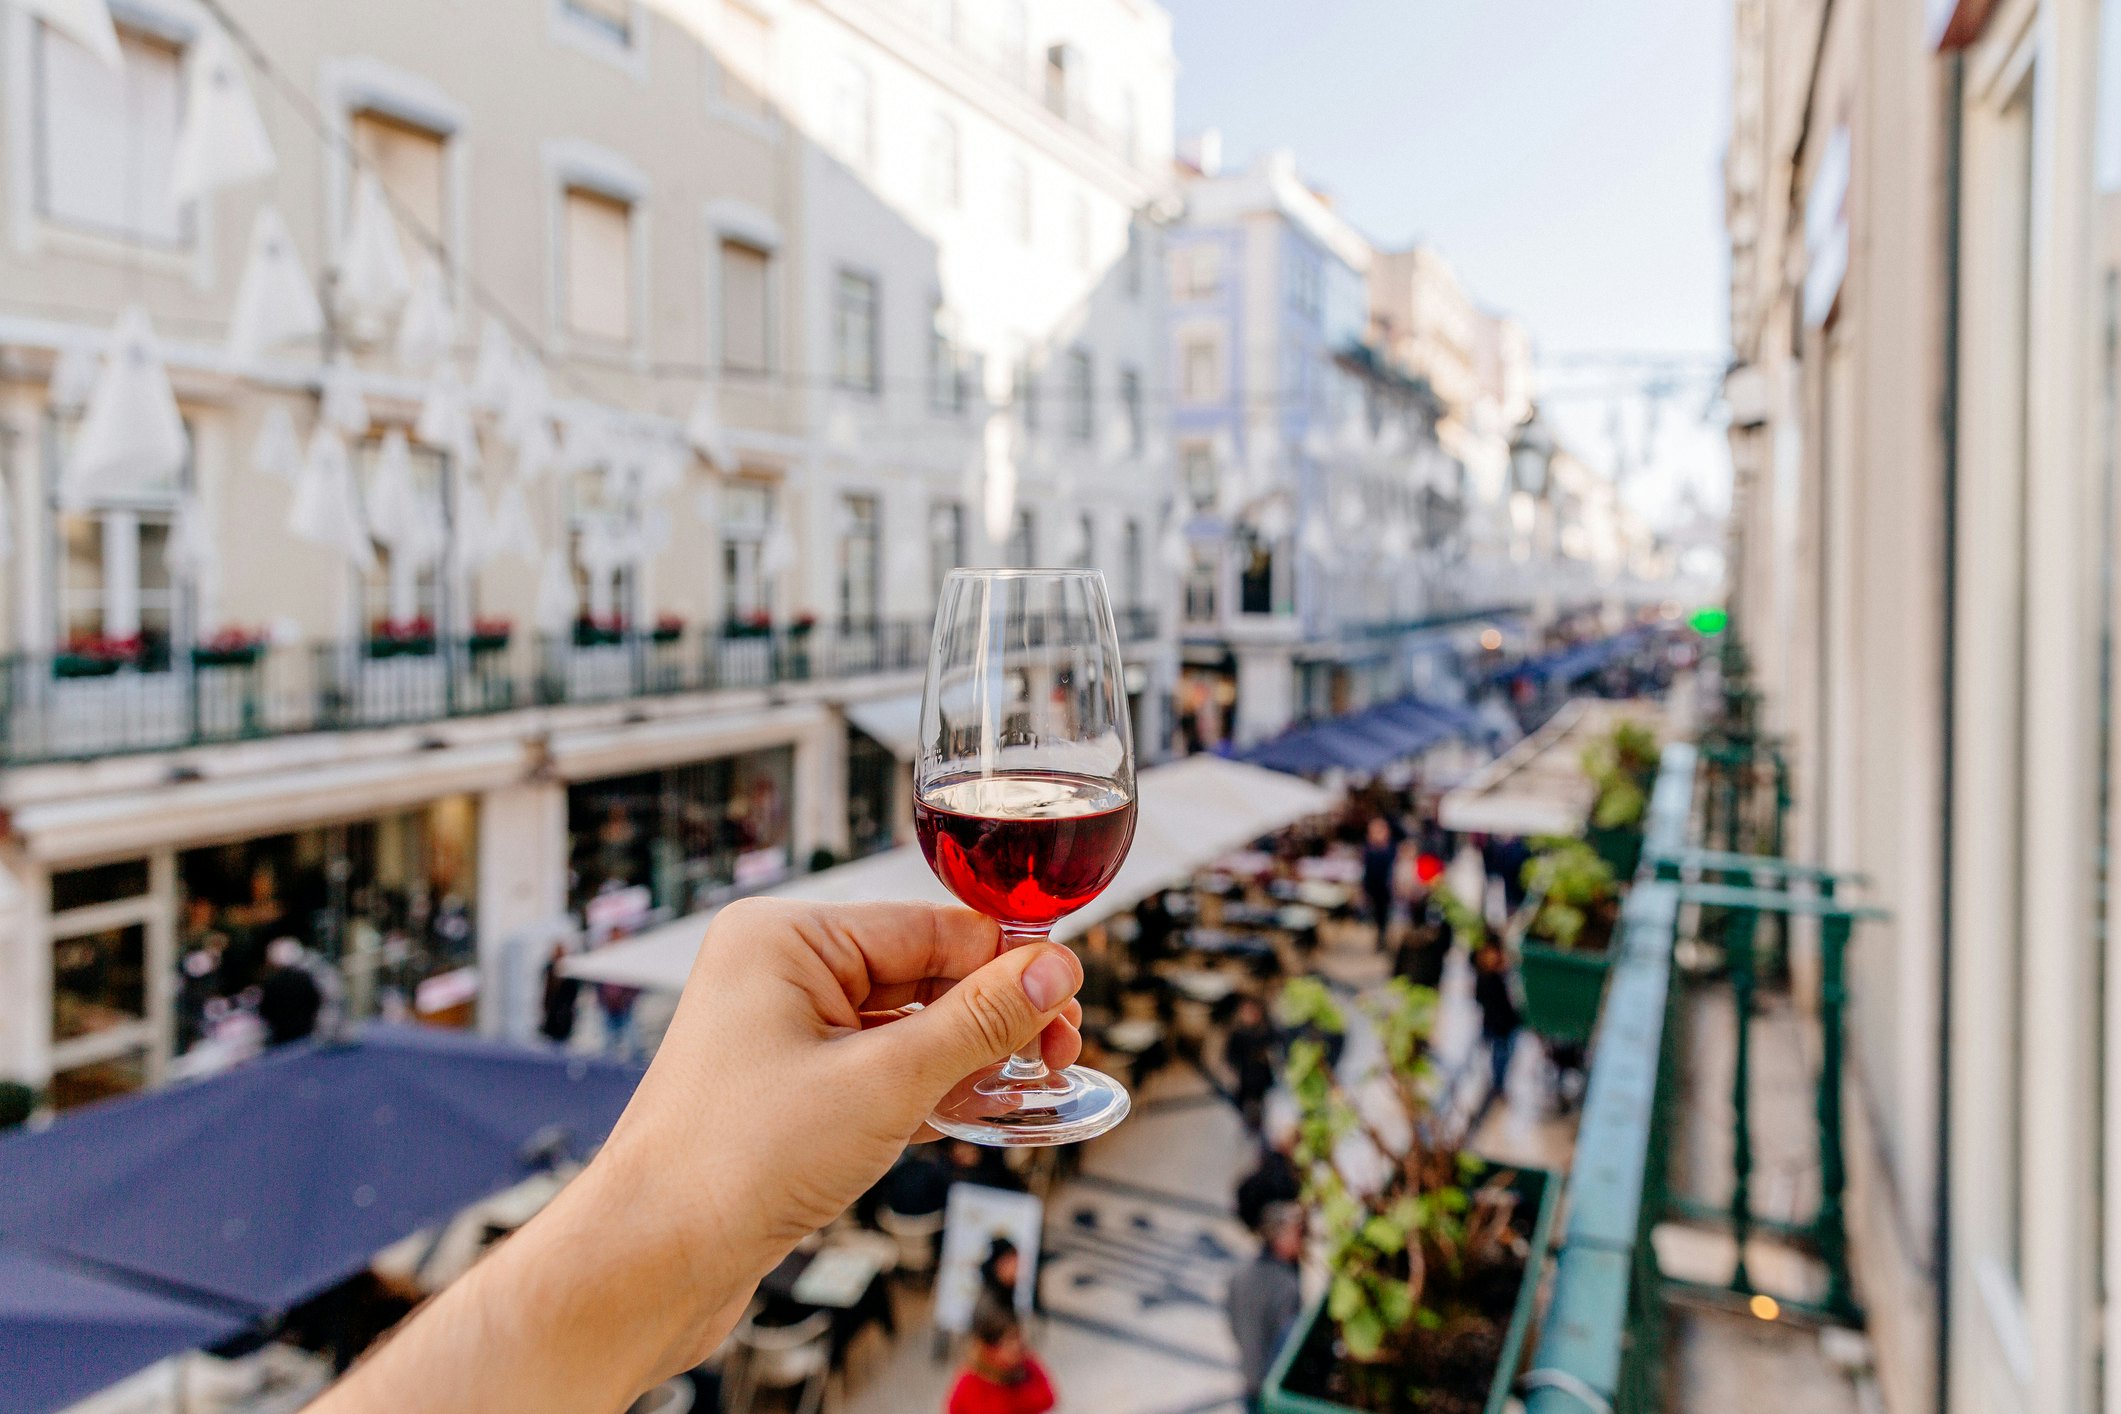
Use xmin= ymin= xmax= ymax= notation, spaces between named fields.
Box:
xmin=0 ymin=0 xmax=1177 ymax=1106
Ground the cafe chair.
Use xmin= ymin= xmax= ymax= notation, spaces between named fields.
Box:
xmin=725 ymin=1307 xmax=832 ymax=1414
xmin=876 ymin=1207 xmax=944 ymax=1285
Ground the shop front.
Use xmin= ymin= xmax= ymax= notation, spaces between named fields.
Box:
xmin=174 ymin=797 xmax=480 ymax=1048
xmin=29 ymin=795 xmax=481 ymax=1111
xmin=566 ymin=744 xmax=796 ymax=918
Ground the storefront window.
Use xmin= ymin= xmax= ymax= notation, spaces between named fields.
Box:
xmin=51 ymin=858 xmax=151 ymax=912
xmin=53 ymin=923 xmax=146 ymax=1042
xmin=175 ymin=799 xmax=479 ymax=1049
xmin=848 ymin=727 xmax=897 ymax=858
xmin=568 ymin=745 xmax=796 ymax=915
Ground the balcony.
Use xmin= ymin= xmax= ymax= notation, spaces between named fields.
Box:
xmin=0 ymin=608 xmax=1161 ymax=767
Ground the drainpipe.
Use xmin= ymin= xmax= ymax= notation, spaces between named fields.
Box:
xmin=1935 ymin=49 xmax=1965 ymax=1414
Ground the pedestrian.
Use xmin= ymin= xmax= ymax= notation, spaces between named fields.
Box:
xmin=1469 ymin=941 xmax=1522 ymax=1131
xmin=1227 ymin=1202 xmax=1305 ymax=1413
xmin=540 ymin=944 xmax=581 ymax=1046
xmin=1222 ymin=994 xmax=1278 ymax=1131
xmin=258 ymin=938 xmax=323 ymax=1046
xmin=946 ymin=1298 xmax=1056 ymax=1414
xmin=1360 ymin=817 xmax=1397 ymax=947
xmin=1234 ymin=1112 xmax=1302 ymax=1234
xmin=595 ymin=981 xmax=640 ymax=1059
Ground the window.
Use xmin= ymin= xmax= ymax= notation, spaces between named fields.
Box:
xmin=52 ymin=415 xmax=187 ymax=666
xmin=1181 ymin=331 xmax=1224 ymax=403
xmin=834 ymin=269 xmax=880 ymax=393
xmin=1003 ymin=157 xmax=1032 ymax=245
xmin=830 ymin=58 xmax=874 ymax=169
xmin=53 ymin=923 xmax=147 ymax=1044
xmin=1072 ymin=513 xmax=1096 ymax=568
xmin=721 ymin=482 xmax=774 ymax=623
xmin=564 ymin=0 xmax=632 ymax=41
xmin=1121 ymin=520 xmax=1143 ymax=609
xmin=1014 ymin=352 xmax=1039 ymax=431
xmin=1181 ymin=441 xmax=1217 ymax=508
xmin=1044 ymin=43 xmax=1078 ymax=118
xmin=1118 ymin=366 xmax=1144 ymax=453
xmin=929 ymin=502 xmax=964 ymax=599
xmin=563 ymin=187 xmax=634 ymax=343
xmin=1070 ymin=192 xmax=1092 ymax=272
xmin=1238 ymin=526 xmax=1277 ymax=615
xmin=717 ymin=2 xmax=772 ymax=119
xmin=1286 ymin=245 xmax=1322 ymax=317
xmin=1123 ymin=228 xmax=1143 ymax=300
xmin=926 ymin=113 xmax=962 ymax=211
xmin=839 ymin=495 xmax=880 ymax=626
xmin=59 ymin=510 xmax=176 ymax=664
xmin=720 ymin=239 xmax=771 ymax=372
xmin=930 ymin=305 xmax=965 ymax=414
xmin=1064 ymin=348 xmax=1094 ymax=443
xmin=360 ymin=438 xmax=448 ymax=632
xmin=1173 ymin=244 xmax=1220 ymax=301
xmin=353 ymin=110 xmax=448 ymax=269
xmin=34 ymin=23 xmax=187 ymax=247
xmin=1184 ymin=546 xmax=1217 ymax=624
xmin=1007 ymin=510 xmax=1036 ymax=567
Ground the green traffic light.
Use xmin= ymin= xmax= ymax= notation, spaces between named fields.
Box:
xmin=1689 ymin=606 xmax=1729 ymax=636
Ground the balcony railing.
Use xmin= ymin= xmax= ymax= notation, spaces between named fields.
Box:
xmin=0 ymin=608 xmax=1161 ymax=766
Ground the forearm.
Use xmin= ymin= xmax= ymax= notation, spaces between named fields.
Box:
xmin=315 ymin=1150 xmax=764 ymax=1413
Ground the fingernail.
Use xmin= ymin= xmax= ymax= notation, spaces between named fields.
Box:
xmin=1021 ymin=951 xmax=1075 ymax=1011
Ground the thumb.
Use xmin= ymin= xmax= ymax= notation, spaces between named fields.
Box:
xmin=862 ymin=942 xmax=1082 ymax=1096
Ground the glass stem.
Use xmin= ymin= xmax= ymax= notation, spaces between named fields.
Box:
xmin=999 ymin=925 xmax=1053 ymax=1081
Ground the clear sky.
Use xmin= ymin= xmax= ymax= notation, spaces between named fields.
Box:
xmin=1161 ymin=0 xmax=1733 ymax=520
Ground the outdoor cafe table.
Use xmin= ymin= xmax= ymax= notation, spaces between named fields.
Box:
xmin=1169 ymin=968 xmax=1240 ymax=1005
xmin=758 ymin=1240 xmax=894 ymax=1359
xmin=1182 ymin=927 xmax=1279 ymax=962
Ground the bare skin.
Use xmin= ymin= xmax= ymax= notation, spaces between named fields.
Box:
xmin=311 ymin=898 xmax=1084 ymax=1414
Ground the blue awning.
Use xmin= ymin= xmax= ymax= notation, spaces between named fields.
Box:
xmin=0 ymin=1245 xmax=252 ymax=1413
xmin=1495 ymin=627 xmax=1656 ymax=686
xmin=1243 ymin=694 xmax=1482 ymax=777
xmin=0 ymin=1027 xmax=642 ymax=1318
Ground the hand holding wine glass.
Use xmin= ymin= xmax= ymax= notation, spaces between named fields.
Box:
xmin=914 ymin=568 xmax=1138 ymax=1145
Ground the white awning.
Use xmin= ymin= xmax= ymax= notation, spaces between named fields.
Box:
xmin=561 ymin=754 xmax=1340 ymax=992
xmin=1437 ymin=699 xmax=1662 ymax=838
xmin=841 ymin=693 xmax=924 ymax=762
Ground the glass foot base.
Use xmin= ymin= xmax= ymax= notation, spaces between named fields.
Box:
xmin=927 ymin=1062 xmax=1132 ymax=1147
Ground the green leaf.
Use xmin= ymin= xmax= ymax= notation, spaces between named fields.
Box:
xmin=1343 ymin=1308 xmax=1386 ymax=1360
xmin=1361 ymin=1215 xmax=1407 ymax=1255
xmin=1415 ymin=1306 xmax=1443 ymax=1332
xmin=1329 ymin=1275 xmax=1364 ymax=1322
xmin=1376 ymin=1278 xmax=1415 ymax=1330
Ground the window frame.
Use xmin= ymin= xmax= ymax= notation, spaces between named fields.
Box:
xmin=544 ymin=139 xmax=650 ymax=361
xmin=548 ymin=0 xmax=649 ymax=79
xmin=833 ymin=267 xmax=882 ymax=395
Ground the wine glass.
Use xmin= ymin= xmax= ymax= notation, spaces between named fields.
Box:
xmin=915 ymin=567 xmax=1137 ymax=1146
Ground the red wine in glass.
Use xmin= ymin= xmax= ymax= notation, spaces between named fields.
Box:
xmin=915 ymin=771 xmax=1138 ymax=928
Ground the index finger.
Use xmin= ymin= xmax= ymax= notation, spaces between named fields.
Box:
xmin=733 ymin=899 xmax=1004 ymax=1009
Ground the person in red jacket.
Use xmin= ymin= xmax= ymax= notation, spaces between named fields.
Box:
xmin=946 ymin=1298 xmax=1056 ymax=1414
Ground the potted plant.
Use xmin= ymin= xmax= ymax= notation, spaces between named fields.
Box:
xmin=1264 ymin=977 xmax=1558 ymax=1414
xmin=468 ymin=616 xmax=513 ymax=656
xmin=650 ymin=612 xmax=685 ymax=645
xmin=192 ymin=626 xmax=268 ymax=669
xmin=369 ymin=616 xmax=437 ymax=658
xmin=1512 ymin=838 xmax=1621 ymax=1046
xmin=572 ymin=615 xmax=625 ymax=647
xmin=1580 ymin=718 xmax=1658 ymax=879
xmin=54 ymin=632 xmax=141 ymax=678
xmin=788 ymin=609 xmax=818 ymax=639
xmin=725 ymin=609 xmax=772 ymax=640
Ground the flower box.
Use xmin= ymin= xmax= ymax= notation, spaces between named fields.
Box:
xmin=192 ymin=643 xmax=264 ymax=669
xmin=53 ymin=652 xmax=125 ymax=679
xmin=572 ymin=620 xmax=625 ymax=648
xmin=650 ymin=619 xmax=684 ymax=645
xmin=1262 ymin=1163 xmax=1558 ymax=1414
xmin=1516 ymin=941 xmax=1613 ymax=1046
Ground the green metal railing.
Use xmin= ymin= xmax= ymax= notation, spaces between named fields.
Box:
xmin=1521 ymin=742 xmax=1694 ymax=1414
xmin=1524 ymin=638 xmax=1884 ymax=1410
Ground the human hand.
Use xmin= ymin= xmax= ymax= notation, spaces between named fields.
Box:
xmin=315 ymin=899 xmax=1085 ymax=1413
